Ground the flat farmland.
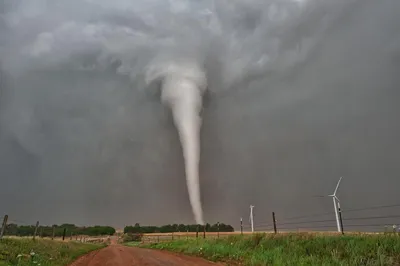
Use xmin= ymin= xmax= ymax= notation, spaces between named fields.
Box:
xmin=139 ymin=231 xmax=384 ymax=243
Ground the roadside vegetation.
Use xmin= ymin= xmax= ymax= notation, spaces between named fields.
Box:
xmin=145 ymin=233 xmax=400 ymax=265
xmin=0 ymin=238 xmax=103 ymax=266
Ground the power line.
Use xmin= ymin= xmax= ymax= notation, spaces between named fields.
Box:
xmin=345 ymin=223 xmax=399 ymax=227
xmin=343 ymin=214 xmax=400 ymax=221
xmin=275 ymin=219 xmax=337 ymax=226
xmin=277 ymin=224 xmax=337 ymax=230
xmin=276 ymin=211 xmax=336 ymax=222
xmin=342 ymin=204 xmax=400 ymax=213
xmin=252 ymin=214 xmax=400 ymax=231
xmin=247 ymin=203 xmax=400 ymax=230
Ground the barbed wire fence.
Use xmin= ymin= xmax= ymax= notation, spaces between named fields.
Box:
xmin=0 ymin=215 xmax=92 ymax=242
xmin=241 ymin=203 xmax=400 ymax=234
xmin=2 ymin=202 xmax=400 ymax=244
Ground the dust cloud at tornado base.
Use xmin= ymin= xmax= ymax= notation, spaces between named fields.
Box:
xmin=0 ymin=0 xmax=400 ymax=227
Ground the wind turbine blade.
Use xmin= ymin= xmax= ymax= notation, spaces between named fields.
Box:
xmin=334 ymin=195 xmax=340 ymax=202
xmin=333 ymin=176 xmax=343 ymax=195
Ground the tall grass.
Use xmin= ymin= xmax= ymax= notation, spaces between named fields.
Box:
xmin=146 ymin=233 xmax=400 ymax=265
xmin=0 ymin=238 xmax=103 ymax=266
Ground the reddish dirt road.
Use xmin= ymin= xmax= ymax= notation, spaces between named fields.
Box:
xmin=70 ymin=239 xmax=224 ymax=266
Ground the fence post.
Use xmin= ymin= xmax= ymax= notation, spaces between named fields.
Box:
xmin=240 ymin=218 xmax=243 ymax=235
xmin=0 ymin=215 xmax=8 ymax=239
xmin=272 ymin=212 xmax=277 ymax=234
xmin=186 ymin=228 xmax=189 ymax=240
xmin=203 ymin=225 xmax=206 ymax=239
xmin=52 ymin=225 xmax=55 ymax=240
xmin=217 ymin=222 xmax=220 ymax=238
xmin=62 ymin=228 xmax=66 ymax=241
xmin=196 ymin=225 xmax=199 ymax=238
xmin=33 ymin=221 xmax=40 ymax=240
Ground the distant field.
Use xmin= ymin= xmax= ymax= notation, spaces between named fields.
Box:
xmin=145 ymin=232 xmax=400 ymax=265
xmin=139 ymin=231 xmax=381 ymax=243
xmin=0 ymin=238 xmax=104 ymax=266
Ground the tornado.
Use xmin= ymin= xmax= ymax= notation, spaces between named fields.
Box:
xmin=147 ymin=61 xmax=207 ymax=225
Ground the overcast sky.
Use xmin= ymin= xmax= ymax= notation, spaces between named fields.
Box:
xmin=1 ymin=0 xmax=400 ymax=230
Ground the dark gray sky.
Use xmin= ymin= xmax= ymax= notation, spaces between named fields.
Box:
xmin=1 ymin=0 xmax=400 ymax=230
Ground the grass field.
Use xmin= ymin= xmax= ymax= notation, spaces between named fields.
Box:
xmin=145 ymin=233 xmax=400 ymax=265
xmin=0 ymin=238 xmax=104 ymax=266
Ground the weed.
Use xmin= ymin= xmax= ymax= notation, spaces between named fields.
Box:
xmin=0 ymin=238 xmax=103 ymax=266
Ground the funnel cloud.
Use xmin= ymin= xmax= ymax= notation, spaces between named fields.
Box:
xmin=0 ymin=0 xmax=400 ymax=228
xmin=146 ymin=60 xmax=207 ymax=224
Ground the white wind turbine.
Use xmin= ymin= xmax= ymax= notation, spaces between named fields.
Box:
xmin=314 ymin=177 xmax=344 ymax=233
xmin=328 ymin=177 xmax=343 ymax=233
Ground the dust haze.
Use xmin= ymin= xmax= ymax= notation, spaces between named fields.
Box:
xmin=0 ymin=0 xmax=400 ymax=228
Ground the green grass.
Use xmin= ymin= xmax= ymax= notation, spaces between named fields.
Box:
xmin=0 ymin=238 xmax=104 ymax=266
xmin=145 ymin=233 xmax=400 ymax=265
xmin=124 ymin=241 xmax=141 ymax=247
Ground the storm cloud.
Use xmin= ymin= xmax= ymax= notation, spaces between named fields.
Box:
xmin=0 ymin=0 xmax=399 ymax=229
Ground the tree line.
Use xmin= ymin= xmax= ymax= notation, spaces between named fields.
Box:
xmin=124 ymin=223 xmax=234 ymax=234
xmin=5 ymin=223 xmax=115 ymax=237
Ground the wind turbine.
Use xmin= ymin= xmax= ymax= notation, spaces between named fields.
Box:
xmin=249 ymin=205 xmax=255 ymax=233
xmin=328 ymin=177 xmax=343 ymax=233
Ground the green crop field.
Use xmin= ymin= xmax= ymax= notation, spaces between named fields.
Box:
xmin=0 ymin=238 xmax=103 ymax=266
xmin=145 ymin=233 xmax=400 ymax=265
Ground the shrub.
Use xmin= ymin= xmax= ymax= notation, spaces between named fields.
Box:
xmin=123 ymin=233 xmax=143 ymax=243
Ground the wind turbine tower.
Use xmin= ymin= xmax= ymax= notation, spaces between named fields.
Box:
xmin=328 ymin=177 xmax=343 ymax=233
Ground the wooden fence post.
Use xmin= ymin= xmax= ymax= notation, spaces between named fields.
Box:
xmin=51 ymin=225 xmax=55 ymax=240
xmin=0 ymin=215 xmax=8 ymax=239
xmin=272 ymin=212 xmax=277 ymax=234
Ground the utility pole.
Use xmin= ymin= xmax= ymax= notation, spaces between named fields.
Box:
xmin=250 ymin=205 xmax=255 ymax=233
xmin=0 ymin=215 xmax=8 ymax=239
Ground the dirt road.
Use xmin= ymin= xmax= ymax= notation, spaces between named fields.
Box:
xmin=70 ymin=244 xmax=224 ymax=266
